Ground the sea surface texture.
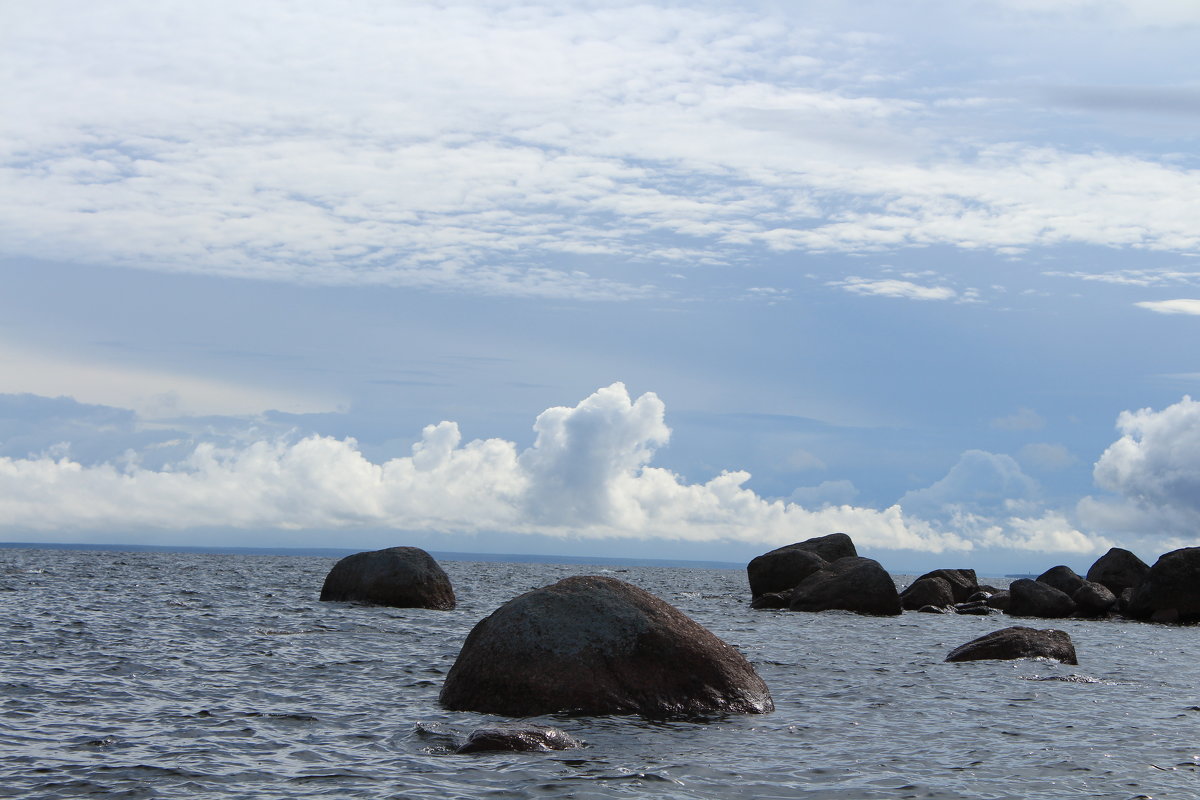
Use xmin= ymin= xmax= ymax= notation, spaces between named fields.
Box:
xmin=3 ymin=548 xmax=1198 ymax=799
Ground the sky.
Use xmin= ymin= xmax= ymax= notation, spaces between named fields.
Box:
xmin=2 ymin=0 xmax=1200 ymax=574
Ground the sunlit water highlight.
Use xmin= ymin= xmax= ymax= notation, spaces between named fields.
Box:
xmin=3 ymin=548 xmax=1199 ymax=799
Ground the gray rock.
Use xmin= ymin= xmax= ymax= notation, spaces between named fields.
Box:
xmin=918 ymin=604 xmax=953 ymax=614
xmin=1036 ymin=565 xmax=1086 ymax=597
xmin=1071 ymin=580 xmax=1116 ymax=616
xmin=1127 ymin=547 xmax=1200 ymax=623
xmin=945 ymin=626 xmax=1077 ymax=664
xmin=750 ymin=591 xmax=791 ymax=610
xmin=1086 ymin=547 xmax=1150 ymax=596
xmin=439 ymin=576 xmax=773 ymax=717
xmin=788 ymin=556 xmax=902 ymax=616
xmin=319 ymin=546 xmax=455 ymax=609
xmin=900 ymin=576 xmax=956 ymax=610
xmin=455 ymin=725 xmax=583 ymax=754
xmin=1007 ymin=578 xmax=1075 ymax=618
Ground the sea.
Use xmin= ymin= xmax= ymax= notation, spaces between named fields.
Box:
xmin=3 ymin=546 xmax=1198 ymax=800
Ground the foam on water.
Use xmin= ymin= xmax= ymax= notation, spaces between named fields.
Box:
xmin=3 ymin=547 xmax=1200 ymax=799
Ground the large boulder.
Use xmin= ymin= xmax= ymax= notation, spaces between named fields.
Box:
xmin=788 ymin=556 xmax=902 ymax=616
xmin=900 ymin=576 xmax=956 ymax=610
xmin=439 ymin=576 xmax=773 ymax=717
xmin=746 ymin=533 xmax=856 ymax=598
xmin=320 ymin=547 xmax=456 ymax=609
xmin=1071 ymin=580 xmax=1117 ymax=617
xmin=747 ymin=547 xmax=827 ymax=599
xmin=945 ymin=626 xmax=1077 ymax=664
xmin=1086 ymin=547 xmax=1150 ymax=596
xmin=908 ymin=569 xmax=979 ymax=603
xmin=1007 ymin=578 xmax=1075 ymax=618
xmin=1126 ymin=547 xmax=1200 ymax=623
xmin=1036 ymin=565 xmax=1086 ymax=597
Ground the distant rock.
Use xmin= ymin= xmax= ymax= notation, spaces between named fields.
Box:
xmin=1086 ymin=547 xmax=1150 ymax=596
xmin=788 ymin=556 xmax=902 ymax=616
xmin=908 ymin=569 xmax=979 ymax=603
xmin=1036 ymin=565 xmax=1086 ymax=597
xmin=319 ymin=546 xmax=455 ymax=610
xmin=439 ymin=575 xmax=773 ymax=717
xmin=1126 ymin=547 xmax=1200 ymax=624
xmin=455 ymin=725 xmax=583 ymax=754
xmin=918 ymin=604 xmax=953 ymax=614
xmin=945 ymin=626 xmax=1077 ymax=664
xmin=1007 ymin=578 xmax=1075 ymax=618
xmin=750 ymin=591 xmax=791 ymax=610
xmin=900 ymin=576 xmax=955 ymax=610
xmin=1071 ymin=580 xmax=1117 ymax=617
xmin=953 ymin=601 xmax=997 ymax=616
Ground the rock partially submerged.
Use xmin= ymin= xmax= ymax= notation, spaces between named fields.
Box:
xmin=945 ymin=626 xmax=1078 ymax=664
xmin=900 ymin=576 xmax=955 ymax=611
xmin=1126 ymin=547 xmax=1200 ymax=624
xmin=909 ymin=569 xmax=979 ymax=603
xmin=320 ymin=546 xmax=456 ymax=609
xmin=439 ymin=576 xmax=773 ymax=717
xmin=746 ymin=533 xmax=855 ymax=598
xmin=788 ymin=556 xmax=902 ymax=616
xmin=1007 ymin=578 xmax=1075 ymax=619
xmin=455 ymin=725 xmax=583 ymax=754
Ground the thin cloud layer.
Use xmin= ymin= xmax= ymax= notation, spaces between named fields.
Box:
xmin=3 ymin=2 xmax=1200 ymax=299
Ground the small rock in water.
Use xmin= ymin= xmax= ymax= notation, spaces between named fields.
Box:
xmin=455 ymin=725 xmax=583 ymax=754
xmin=945 ymin=626 xmax=1078 ymax=664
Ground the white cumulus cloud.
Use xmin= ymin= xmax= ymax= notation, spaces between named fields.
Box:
xmin=0 ymin=383 xmax=979 ymax=552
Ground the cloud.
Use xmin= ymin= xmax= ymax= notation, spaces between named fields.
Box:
xmin=1019 ymin=442 xmax=1078 ymax=470
xmin=990 ymin=407 xmax=1046 ymax=431
xmin=1135 ymin=299 xmax=1200 ymax=315
xmin=1091 ymin=396 xmax=1200 ymax=518
xmin=832 ymin=277 xmax=958 ymax=301
xmin=0 ymin=383 xmax=977 ymax=552
xmin=898 ymin=450 xmax=1041 ymax=519
xmin=0 ymin=340 xmax=341 ymax=419
xmin=789 ymin=479 xmax=859 ymax=508
xmin=1045 ymin=268 xmax=1200 ymax=288
xmin=3 ymin=3 xmax=1200 ymax=301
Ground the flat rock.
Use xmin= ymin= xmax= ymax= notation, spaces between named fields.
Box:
xmin=455 ymin=725 xmax=583 ymax=754
xmin=319 ymin=547 xmax=455 ymax=609
xmin=439 ymin=575 xmax=773 ymax=717
xmin=945 ymin=626 xmax=1078 ymax=664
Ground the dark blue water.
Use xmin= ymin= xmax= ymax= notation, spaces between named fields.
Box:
xmin=3 ymin=548 xmax=1198 ymax=799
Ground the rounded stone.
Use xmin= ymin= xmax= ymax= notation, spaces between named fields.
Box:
xmin=440 ymin=575 xmax=773 ymax=717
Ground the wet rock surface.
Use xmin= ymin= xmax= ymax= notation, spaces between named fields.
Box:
xmin=945 ymin=626 xmax=1078 ymax=664
xmin=440 ymin=575 xmax=774 ymax=717
xmin=788 ymin=556 xmax=902 ymax=616
xmin=319 ymin=546 xmax=456 ymax=609
xmin=455 ymin=725 xmax=583 ymax=754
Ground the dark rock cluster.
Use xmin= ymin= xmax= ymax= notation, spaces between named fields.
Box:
xmin=747 ymin=533 xmax=900 ymax=616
